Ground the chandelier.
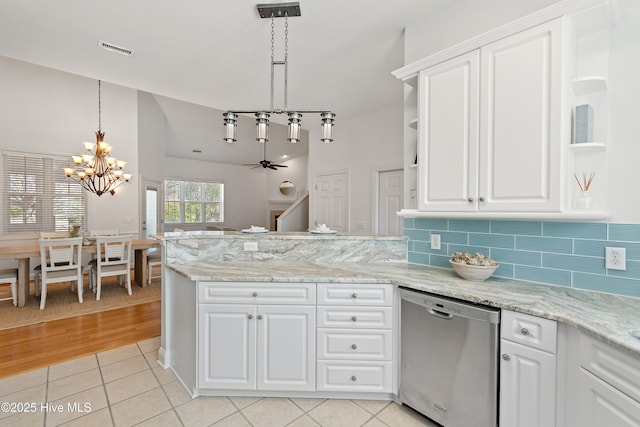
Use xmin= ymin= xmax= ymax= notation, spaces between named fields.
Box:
xmin=223 ymin=2 xmax=335 ymax=144
xmin=64 ymin=80 xmax=132 ymax=196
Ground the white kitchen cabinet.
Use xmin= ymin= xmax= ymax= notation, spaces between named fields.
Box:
xmin=417 ymin=50 xmax=479 ymax=212
xmin=198 ymin=282 xmax=316 ymax=392
xmin=316 ymin=283 xmax=395 ymax=393
xmin=500 ymin=310 xmax=557 ymax=427
xmin=567 ymin=331 xmax=640 ymax=426
xmin=416 ymin=19 xmax=564 ymax=213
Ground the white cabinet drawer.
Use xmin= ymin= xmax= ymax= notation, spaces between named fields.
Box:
xmin=317 ymin=361 xmax=392 ymax=392
xmin=317 ymin=329 xmax=392 ymax=360
xmin=501 ymin=309 xmax=557 ymax=353
xmin=317 ymin=306 xmax=393 ymax=329
xmin=199 ymin=282 xmax=315 ymax=305
xmin=580 ymin=333 xmax=640 ymax=402
xmin=317 ymin=283 xmax=393 ymax=306
xmin=578 ymin=367 xmax=640 ymax=426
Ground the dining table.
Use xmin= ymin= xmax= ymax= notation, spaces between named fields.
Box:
xmin=0 ymin=237 xmax=161 ymax=307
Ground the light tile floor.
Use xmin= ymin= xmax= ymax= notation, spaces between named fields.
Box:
xmin=0 ymin=337 xmax=437 ymax=426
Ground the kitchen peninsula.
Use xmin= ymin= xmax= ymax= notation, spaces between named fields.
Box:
xmin=156 ymin=230 xmax=640 ymax=424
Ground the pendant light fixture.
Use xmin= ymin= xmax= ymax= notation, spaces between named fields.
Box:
xmin=223 ymin=2 xmax=335 ymax=144
xmin=64 ymin=80 xmax=132 ymax=196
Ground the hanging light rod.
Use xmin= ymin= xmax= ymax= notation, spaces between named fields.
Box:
xmin=223 ymin=2 xmax=335 ymax=145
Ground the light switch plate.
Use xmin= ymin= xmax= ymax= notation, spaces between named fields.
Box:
xmin=430 ymin=234 xmax=441 ymax=250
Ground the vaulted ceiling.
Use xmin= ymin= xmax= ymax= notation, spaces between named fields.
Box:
xmin=0 ymin=0 xmax=453 ymax=164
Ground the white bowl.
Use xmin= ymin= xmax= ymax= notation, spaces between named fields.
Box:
xmin=449 ymin=260 xmax=499 ymax=281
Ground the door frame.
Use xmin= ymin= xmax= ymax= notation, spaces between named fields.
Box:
xmin=139 ymin=177 xmax=163 ymax=238
xmin=371 ymin=166 xmax=404 ymax=235
xmin=311 ymin=169 xmax=350 ymax=232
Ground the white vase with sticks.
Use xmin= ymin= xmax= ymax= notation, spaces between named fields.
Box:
xmin=574 ymin=172 xmax=595 ymax=209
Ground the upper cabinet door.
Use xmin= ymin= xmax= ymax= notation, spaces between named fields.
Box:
xmin=417 ymin=50 xmax=480 ymax=212
xmin=479 ymin=18 xmax=564 ymax=212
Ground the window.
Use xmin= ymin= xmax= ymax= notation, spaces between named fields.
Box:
xmin=164 ymin=179 xmax=223 ymax=224
xmin=2 ymin=151 xmax=86 ymax=234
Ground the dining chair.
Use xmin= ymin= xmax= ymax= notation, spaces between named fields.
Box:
xmin=0 ymin=269 xmax=18 ymax=307
xmin=87 ymin=229 xmax=119 ymax=291
xmin=34 ymin=231 xmax=72 ymax=297
xmin=38 ymin=237 xmax=83 ymax=310
xmin=93 ymin=235 xmax=132 ymax=301
xmin=147 ymin=249 xmax=162 ymax=285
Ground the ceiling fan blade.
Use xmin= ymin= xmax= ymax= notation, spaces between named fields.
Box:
xmin=271 ymin=164 xmax=288 ymax=168
xmin=268 ymin=165 xmax=278 ymax=170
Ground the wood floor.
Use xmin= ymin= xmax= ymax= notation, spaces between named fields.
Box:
xmin=0 ymin=300 xmax=160 ymax=379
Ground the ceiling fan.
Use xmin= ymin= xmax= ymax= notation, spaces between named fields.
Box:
xmin=244 ymin=143 xmax=288 ymax=170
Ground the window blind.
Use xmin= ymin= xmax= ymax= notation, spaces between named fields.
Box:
xmin=2 ymin=151 xmax=87 ymax=234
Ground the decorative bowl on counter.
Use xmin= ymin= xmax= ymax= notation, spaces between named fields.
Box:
xmin=449 ymin=252 xmax=499 ymax=281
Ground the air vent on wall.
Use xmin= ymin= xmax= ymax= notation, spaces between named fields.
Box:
xmin=98 ymin=40 xmax=135 ymax=56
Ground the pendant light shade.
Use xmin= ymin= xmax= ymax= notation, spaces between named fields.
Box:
xmin=320 ymin=112 xmax=335 ymax=143
xmin=287 ymin=112 xmax=302 ymax=143
xmin=255 ymin=112 xmax=270 ymax=143
xmin=223 ymin=112 xmax=238 ymax=143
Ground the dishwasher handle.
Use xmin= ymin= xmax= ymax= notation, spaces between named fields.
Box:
xmin=428 ymin=308 xmax=454 ymax=319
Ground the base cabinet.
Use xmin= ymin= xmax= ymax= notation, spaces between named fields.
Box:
xmin=197 ymin=282 xmax=316 ymax=392
xmin=500 ymin=310 xmax=557 ymax=427
xmin=564 ymin=328 xmax=640 ymax=426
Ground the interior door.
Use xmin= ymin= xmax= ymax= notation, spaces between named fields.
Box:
xmin=314 ymin=171 xmax=349 ymax=232
xmin=141 ymin=179 xmax=162 ymax=239
xmin=378 ymin=169 xmax=403 ymax=235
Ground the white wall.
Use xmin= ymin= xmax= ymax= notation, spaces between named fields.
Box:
xmin=308 ymin=103 xmax=404 ymax=233
xmin=0 ymin=56 xmax=140 ymax=234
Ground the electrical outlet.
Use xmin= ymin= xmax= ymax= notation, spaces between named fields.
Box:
xmin=244 ymin=241 xmax=258 ymax=252
xmin=605 ymin=247 xmax=626 ymax=270
xmin=430 ymin=234 xmax=441 ymax=250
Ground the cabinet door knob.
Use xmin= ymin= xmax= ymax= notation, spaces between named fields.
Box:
xmin=468 ymin=197 xmax=474 ymax=202
xmin=352 ymin=293 xmax=358 ymax=298
xmin=351 ymin=344 xmax=357 ymax=349
xmin=502 ymin=354 xmax=510 ymax=361
xmin=351 ymin=316 xmax=357 ymax=322
xmin=351 ymin=376 xmax=357 ymax=381
xmin=479 ymin=196 xmax=486 ymax=202
xmin=257 ymin=314 xmax=263 ymax=320
xmin=248 ymin=314 xmax=253 ymax=320
xmin=520 ymin=327 xmax=530 ymax=336
xmin=252 ymin=292 xmax=258 ymax=297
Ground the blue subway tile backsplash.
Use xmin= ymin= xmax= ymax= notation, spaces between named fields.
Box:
xmin=404 ymin=219 xmax=640 ymax=298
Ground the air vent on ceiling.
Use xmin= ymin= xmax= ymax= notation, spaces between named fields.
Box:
xmin=192 ymin=149 xmax=202 ymax=154
xmin=98 ymin=40 xmax=135 ymax=56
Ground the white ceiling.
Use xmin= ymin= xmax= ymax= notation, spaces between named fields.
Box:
xmin=0 ymin=0 xmax=452 ymax=164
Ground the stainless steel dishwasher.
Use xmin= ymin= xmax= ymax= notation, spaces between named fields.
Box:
xmin=398 ymin=287 xmax=500 ymax=427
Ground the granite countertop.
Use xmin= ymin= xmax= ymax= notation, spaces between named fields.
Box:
xmin=167 ymin=261 xmax=640 ymax=359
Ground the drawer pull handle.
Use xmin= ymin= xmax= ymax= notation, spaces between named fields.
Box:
xmin=351 ymin=344 xmax=357 ymax=350
xmin=351 ymin=376 xmax=357 ymax=382
xmin=257 ymin=315 xmax=263 ymax=320
xmin=252 ymin=292 xmax=258 ymax=297
xmin=351 ymin=316 xmax=357 ymax=322
xmin=468 ymin=197 xmax=473 ymax=202
xmin=520 ymin=328 xmax=530 ymax=336
xmin=247 ymin=314 xmax=253 ymax=320
xmin=502 ymin=354 xmax=510 ymax=362
xmin=352 ymin=293 xmax=358 ymax=298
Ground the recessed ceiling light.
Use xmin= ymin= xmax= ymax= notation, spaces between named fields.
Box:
xmin=98 ymin=40 xmax=135 ymax=56
xmin=281 ymin=154 xmax=289 ymax=159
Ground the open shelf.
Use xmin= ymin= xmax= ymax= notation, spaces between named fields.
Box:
xmin=571 ymin=76 xmax=607 ymax=96
xmin=569 ymin=142 xmax=607 ymax=153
